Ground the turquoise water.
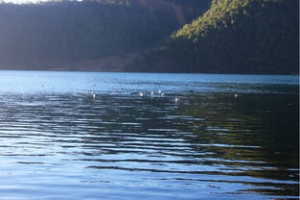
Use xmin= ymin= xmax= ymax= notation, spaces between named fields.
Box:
xmin=0 ymin=71 xmax=298 ymax=199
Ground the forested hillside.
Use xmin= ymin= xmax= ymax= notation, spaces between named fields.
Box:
xmin=0 ymin=0 xmax=298 ymax=74
xmin=0 ymin=0 xmax=210 ymax=70
xmin=135 ymin=0 xmax=299 ymax=74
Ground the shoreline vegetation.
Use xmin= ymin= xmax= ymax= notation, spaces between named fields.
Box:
xmin=0 ymin=0 xmax=298 ymax=74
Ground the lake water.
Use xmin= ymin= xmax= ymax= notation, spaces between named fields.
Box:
xmin=0 ymin=71 xmax=298 ymax=200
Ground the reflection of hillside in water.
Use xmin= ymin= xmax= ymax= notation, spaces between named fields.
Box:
xmin=173 ymin=92 xmax=299 ymax=196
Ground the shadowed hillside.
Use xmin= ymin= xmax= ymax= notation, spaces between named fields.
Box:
xmin=0 ymin=0 xmax=298 ymax=74
xmin=0 ymin=0 xmax=210 ymax=70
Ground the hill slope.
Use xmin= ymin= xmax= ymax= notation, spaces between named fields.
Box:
xmin=134 ymin=0 xmax=299 ymax=74
xmin=0 ymin=0 xmax=210 ymax=70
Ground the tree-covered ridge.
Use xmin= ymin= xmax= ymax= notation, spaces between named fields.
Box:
xmin=173 ymin=0 xmax=297 ymax=41
xmin=0 ymin=0 xmax=297 ymax=74
xmin=0 ymin=2 xmax=174 ymax=62
xmin=173 ymin=0 xmax=253 ymax=39
xmin=138 ymin=0 xmax=299 ymax=74
xmin=0 ymin=0 xmax=210 ymax=69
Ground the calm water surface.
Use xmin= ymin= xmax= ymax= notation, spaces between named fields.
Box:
xmin=0 ymin=71 xmax=298 ymax=199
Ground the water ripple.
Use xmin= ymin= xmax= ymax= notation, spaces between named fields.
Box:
xmin=0 ymin=83 xmax=298 ymax=199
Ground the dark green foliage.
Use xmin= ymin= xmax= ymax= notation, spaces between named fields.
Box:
xmin=0 ymin=0 xmax=210 ymax=68
xmin=0 ymin=0 xmax=297 ymax=74
xmin=0 ymin=2 xmax=173 ymax=62
xmin=0 ymin=0 xmax=206 ymax=66
xmin=140 ymin=0 xmax=299 ymax=74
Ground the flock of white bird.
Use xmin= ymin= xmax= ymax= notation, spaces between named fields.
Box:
xmin=139 ymin=89 xmax=164 ymax=98
xmin=88 ymin=89 xmax=183 ymax=103
xmin=88 ymin=89 xmax=238 ymax=103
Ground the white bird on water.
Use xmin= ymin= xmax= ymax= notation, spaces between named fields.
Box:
xmin=139 ymin=92 xmax=144 ymax=98
xmin=234 ymin=94 xmax=238 ymax=99
xmin=158 ymin=90 xmax=164 ymax=96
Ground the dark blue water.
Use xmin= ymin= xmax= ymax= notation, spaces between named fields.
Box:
xmin=0 ymin=71 xmax=298 ymax=199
